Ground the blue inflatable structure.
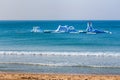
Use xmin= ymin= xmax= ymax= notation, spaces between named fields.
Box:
xmin=86 ymin=22 xmax=112 ymax=34
xmin=55 ymin=25 xmax=68 ymax=33
xmin=68 ymin=26 xmax=78 ymax=33
xmin=54 ymin=25 xmax=78 ymax=33
xmin=30 ymin=22 xmax=112 ymax=34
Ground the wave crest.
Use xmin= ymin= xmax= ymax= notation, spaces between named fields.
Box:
xmin=0 ymin=51 xmax=120 ymax=57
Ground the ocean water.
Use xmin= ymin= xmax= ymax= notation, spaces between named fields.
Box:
xmin=0 ymin=20 xmax=120 ymax=74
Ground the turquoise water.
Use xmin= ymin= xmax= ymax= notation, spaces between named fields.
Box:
xmin=0 ymin=20 xmax=120 ymax=74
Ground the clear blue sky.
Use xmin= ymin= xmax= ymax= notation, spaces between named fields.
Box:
xmin=0 ymin=0 xmax=120 ymax=20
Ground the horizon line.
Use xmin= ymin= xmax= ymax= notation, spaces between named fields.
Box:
xmin=0 ymin=20 xmax=120 ymax=21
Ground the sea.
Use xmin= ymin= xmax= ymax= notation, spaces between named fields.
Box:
xmin=0 ymin=20 xmax=120 ymax=74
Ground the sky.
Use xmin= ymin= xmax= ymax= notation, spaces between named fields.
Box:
xmin=0 ymin=0 xmax=120 ymax=20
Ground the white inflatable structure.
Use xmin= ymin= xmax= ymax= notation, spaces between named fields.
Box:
xmin=31 ymin=26 xmax=43 ymax=33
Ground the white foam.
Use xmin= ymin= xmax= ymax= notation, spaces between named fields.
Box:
xmin=0 ymin=51 xmax=120 ymax=57
xmin=0 ymin=62 xmax=65 ymax=67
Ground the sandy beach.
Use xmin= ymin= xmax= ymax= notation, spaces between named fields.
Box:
xmin=0 ymin=72 xmax=119 ymax=80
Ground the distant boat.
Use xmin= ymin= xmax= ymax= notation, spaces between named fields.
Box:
xmin=31 ymin=26 xmax=43 ymax=33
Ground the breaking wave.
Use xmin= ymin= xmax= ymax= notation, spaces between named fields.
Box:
xmin=0 ymin=51 xmax=120 ymax=57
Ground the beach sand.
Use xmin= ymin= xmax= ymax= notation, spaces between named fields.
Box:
xmin=0 ymin=72 xmax=120 ymax=80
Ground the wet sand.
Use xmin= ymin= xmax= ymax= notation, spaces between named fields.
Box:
xmin=0 ymin=72 xmax=120 ymax=80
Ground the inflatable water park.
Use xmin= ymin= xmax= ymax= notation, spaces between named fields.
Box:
xmin=31 ymin=22 xmax=112 ymax=34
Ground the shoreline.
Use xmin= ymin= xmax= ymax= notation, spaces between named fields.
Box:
xmin=0 ymin=72 xmax=120 ymax=80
